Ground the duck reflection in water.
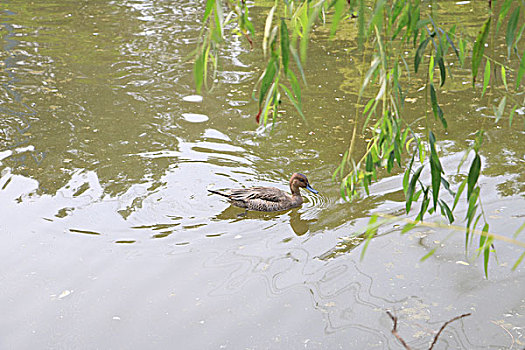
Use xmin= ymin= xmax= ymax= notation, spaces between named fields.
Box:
xmin=212 ymin=205 xmax=316 ymax=236
xmin=208 ymin=173 xmax=319 ymax=235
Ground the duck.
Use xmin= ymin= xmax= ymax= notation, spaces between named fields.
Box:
xmin=208 ymin=173 xmax=318 ymax=212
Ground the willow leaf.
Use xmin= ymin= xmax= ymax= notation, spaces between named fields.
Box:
xmin=482 ymin=60 xmax=490 ymax=97
xmin=472 ymin=17 xmax=491 ymax=85
xmin=259 ymin=57 xmax=277 ymax=110
xmin=517 ymin=49 xmax=525 ymax=89
xmin=453 ymin=179 xmax=467 ymax=211
xmin=280 ymin=83 xmax=306 ymax=121
xmin=203 ymin=0 xmax=215 ymax=23
xmin=330 ymin=0 xmax=345 ymax=38
xmin=494 ymin=96 xmax=507 ymax=123
xmin=467 ymin=153 xmax=481 ymax=200
xmin=414 ymin=37 xmax=430 ymax=73
xmin=194 ymin=52 xmax=205 ymax=93
xmin=406 ymin=165 xmax=424 ymax=213
xmin=512 ymin=252 xmax=525 ymax=271
xmin=421 ymin=247 xmax=437 ymax=262
xmin=360 ymin=215 xmax=379 ymax=261
xmin=496 ymin=0 xmax=514 ymax=34
xmin=501 ymin=65 xmax=508 ymax=91
xmin=440 ymin=200 xmax=454 ymax=223
xmin=506 ymin=7 xmax=520 ymax=58
xmin=280 ymin=19 xmax=290 ymax=73
xmin=509 ymin=104 xmax=517 ymax=126
xmin=438 ymin=57 xmax=446 ymax=87
xmin=263 ymin=6 xmax=276 ymax=56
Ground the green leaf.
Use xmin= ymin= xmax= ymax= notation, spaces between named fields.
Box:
xmin=330 ymin=0 xmax=345 ymax=38
xmin=496 ymin=0 xmax=514 ymax=34
xmin=494 ymin=96 xmax=507 ymax=123
xmin=429 ymin=84 xmax=447 ymax=129
xmin=482 ymin=224 xmax=492 ymax=279
xmin=390 ymin=0 xmax=405 ymax=25
xmin=514 ymin=221 xmax=525 ymax=238
xmin=458 ymin=38 xmax=466 ymax=66
xmin=465 ymin=187 xmax=480 ymax=235
xmin=213 ymin=0 xmax=224 ymax=39
xmin=467 ymin=153 xmax=481 ymax=200
xmin=290 ymin=47 xmax=307 ymax=85
xmin=300 ymin=4 xmax=322 ymax=64
xmin=505 ymin=7 xmax=520 ymax=58
xmin=501 ymin=65 xmax=508 ymax=91
xmin=287 ymin=69 xmax=301 ymax=106
xmin=444 ymin=29 xmax=460 ymax=60
xmin=512 ymin=252 xmax=525 ymax=271
xmin=440 ymin=177 xmax=455 ymax=197
xmin=483 ymin=242 xmax=490 ymax=278
xmin=359 ymin=56 xmax=381 ymax=99
xmin=429 ymin=131 xmax=442 ymax=209
xmin=203 ymin=0 xmax=215 ymax=23
xmin=260 ymin=82 xmax=276 ymax=125
xmin=401 ymin=222 xmax=417 ymax=234
xmin=259 ymin=57 xmax=277 ymax=110
xmin=416 ymin=188 xmax=430 ymax=222
xmin=414 ymin=37 xmax=430 ymax=73
xmin=453 ymin=179 xmax=467 ymax=211
xmin=472 ymin=17 xmax=491 ymax=85
xmin=473 ymin=129 xmax=484 ymax=153
xmin=403 ymin=153 xmax=415 ymax=195
xmin=194 ymin=51 xmax=205 ymax=93
xmin=360 ymin=215 xmax=379 ymax=261
xmin=280 ymin=19 xmax=290 ymax=74
xmin=406 ymin=165 xmax=424 ymax=213
xmin=421 ymin=247 xmax=437 ymax=262
xmin=368 ymin=0 xmax=386 ymax=37
xmin=482 ymin=60 xmax=490 ymax=97
xmin=439 ymin=200 xmax=454 ymax=224
xmin=509 ymin=104 xmax=517 ymax=126
xmin=428 ymin=54 xmax=435 ymax=82
xmin=280 ymin=83 xmax=306 ymax=121
xmin=517 ymin=49 xmax=525 ymax=89
xmin=263 ymin=6 xmax=276 ymax=56
xmin=437 ymin=57 xmax=446 ymax=87
xmin=363 ymin=98 xmax=375 ymax=115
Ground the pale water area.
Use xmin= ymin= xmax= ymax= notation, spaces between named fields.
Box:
xmin=1 ymin=1 xmax=524 ymax=349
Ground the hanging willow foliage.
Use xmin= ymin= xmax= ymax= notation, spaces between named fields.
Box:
xmin=194 ymin=0 xmax=525 ymax=277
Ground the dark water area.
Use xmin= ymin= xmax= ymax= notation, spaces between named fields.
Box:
xmin=1 ymin=1 xmax=524 ymax=348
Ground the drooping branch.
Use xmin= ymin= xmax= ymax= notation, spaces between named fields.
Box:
xmin=428 ymin=313 xmax=471 ymax=350
xmin=386 ymin=311 xmax=412 ymax=350
xmin=386 ymin=311 xmax=472 ymax=350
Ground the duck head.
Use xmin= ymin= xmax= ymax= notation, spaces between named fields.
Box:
xmin=289 ymin=173 xmax=319 ymax=195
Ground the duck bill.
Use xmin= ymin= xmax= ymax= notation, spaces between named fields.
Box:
xmin=305 ymin=184 xmax=319 ymax=194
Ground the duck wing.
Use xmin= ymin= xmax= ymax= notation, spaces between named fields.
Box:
xmin=229 ymin=187 xmax=287 ymax=203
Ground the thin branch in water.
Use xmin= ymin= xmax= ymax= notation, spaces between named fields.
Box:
xmin=386 ymin=310 xmax=412 ymax=350
xmin=386 ymin=311 xmax=472 ymax=350
xmin=490 ymin=320 xmax=515 ymax=349
xmin=429 ymin=313 xmax=471 ymax=350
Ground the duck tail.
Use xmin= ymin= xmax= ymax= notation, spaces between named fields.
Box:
xmin=207 ymin=189 xmax=230 ymax=198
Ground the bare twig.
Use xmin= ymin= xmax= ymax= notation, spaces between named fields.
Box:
xmin=386 ymin=311 xmax=472 ymax=350
xmin=386 ymin=311 xmax=412 ymax=350
xmin=429 ymin=313 xmax=472 ymax=350
xmin=490 ymin=320 xmax=515 ymax=350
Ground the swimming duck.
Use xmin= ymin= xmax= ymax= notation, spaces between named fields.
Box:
xmin=208 ymin=173 xmax=319 ymax=212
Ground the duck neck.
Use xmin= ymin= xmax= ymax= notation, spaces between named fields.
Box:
xmin=290 ymin=185 xmax=301 ymax=196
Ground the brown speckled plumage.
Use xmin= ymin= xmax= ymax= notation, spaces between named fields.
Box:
xmin=208 ymin=173 xmax=318 ymax=212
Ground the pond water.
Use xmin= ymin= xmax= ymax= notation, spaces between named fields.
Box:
xmin=1 ymin=1 xmax=524 ymax=349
